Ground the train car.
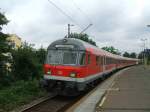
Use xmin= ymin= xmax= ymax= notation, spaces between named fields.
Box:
xmin=42 ymin=38 xmax=138 ymax=96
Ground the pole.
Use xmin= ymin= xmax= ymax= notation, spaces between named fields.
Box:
xmin=141 ymin=38 xmax=147 ymax=66
xmin=67 ymin=24 xmax=74 ymax=38
xmin=68 ymin=24 xmax=70 ymax=38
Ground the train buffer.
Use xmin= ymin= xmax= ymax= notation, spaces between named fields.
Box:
xmin=67 ymin=65 xmax=150 ymax=112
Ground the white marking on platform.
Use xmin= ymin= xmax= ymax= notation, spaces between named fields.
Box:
xmin=99 ymin=96 xmax=106 ymax=107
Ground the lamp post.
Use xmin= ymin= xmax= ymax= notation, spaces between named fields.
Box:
xmin=141 ymin=38 xmax=147 ymax=66
xmin=147 ymin=25 xmax=150 ymax=66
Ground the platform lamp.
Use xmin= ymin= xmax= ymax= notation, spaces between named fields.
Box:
xmin=147 ymin=25 xmax=150 ymax=66
xmin=141 ymin=38 xmax=147 ymax=66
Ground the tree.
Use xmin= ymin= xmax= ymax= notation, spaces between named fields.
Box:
xmin=67 ymin=33 xmax=97 ymax=46
xmin=123 ymin=52 xmax=130 ymax=57
xmin=35 ymin=46 xmax=46 ymax=64
xmin=12 ymin=42 xmax=41 ymax=81
xmin=123 ymin=52 xmax=136 ymax=58
xmin=102 ymin=46 xmax=121 ymax=55
xmin=130 ymin=52 xmax=136 ymax=58
xmin=138 ymin=52 xmax=143 ymax=59
xmin=0 ymin=12 xmax=11 ymax=87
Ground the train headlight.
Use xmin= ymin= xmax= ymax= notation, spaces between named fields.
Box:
xmin=47 ymin=70 xmax=51 ymax=75
xmin=69 ymin=72 xmax=77 ymax=78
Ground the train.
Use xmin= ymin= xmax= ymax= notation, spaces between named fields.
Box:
xmin=41 ymin=38 xmax=138 ymax=96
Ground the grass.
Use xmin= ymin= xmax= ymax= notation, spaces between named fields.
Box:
xmin=0 ymin=80 xmax=47 ymax=112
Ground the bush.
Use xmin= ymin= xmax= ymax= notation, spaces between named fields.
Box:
xmin=11 ymin=43 xmax=42 ymax=81
xmin=0 ymin=80 xmax=46 ymax=111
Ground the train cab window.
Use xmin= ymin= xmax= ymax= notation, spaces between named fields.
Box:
xmin=47 ymin=50 xmax=62 ymax=64
xmin=63 ymin=52 xmax=77 ymax=65
xmin=88 ymin=54 xmax=91 ymax=64
xmin=79 ymin=52 xmax=85 ymax=65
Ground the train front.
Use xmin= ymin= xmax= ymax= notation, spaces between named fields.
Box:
xmin=42 ymin=38 xmax=87 ymax=96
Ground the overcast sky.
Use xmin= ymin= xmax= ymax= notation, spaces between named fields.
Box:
xmin=1 ymin=0 xmax=150 ymax=53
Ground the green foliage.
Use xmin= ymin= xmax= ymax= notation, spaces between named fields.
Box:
xmin=0 ymin=12 xmax=9 ymax=30
xmin=0 ymin=12 xmax=12 ymax=87
xmin=0 ymin=80 xmax=46 ymax=112
xmin=123 ymin=52 xmax=137 ymax=58
xmin=102 ymin=46 xmax=121 ymax=55
xmin=11 ymin=42 xmax=42 ymax=81
xmin=123 ymin=52 xmax=130 ymax=57
xmin=35 ymin=46 xmax=46 ymax=64
xmin=138 ymin=52 xmax=143 ymax=59
xmin=0 ymin=11 xmax=47 ymax=111
xmin=130 ymin=52 xmax=136 ymax=58
xmin=67 ymin=33 xmax=97 ymax=46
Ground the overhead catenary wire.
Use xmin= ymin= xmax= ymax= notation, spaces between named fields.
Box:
xmin=47 ymin=0 xmax=83 ymax=30
xmin=47 ymin=0 xmax=99 ymax=43
xmin=71 ymin=0 xmax=105 ymax=36
xmin=71 ymin=0 xmax=93 ymax=25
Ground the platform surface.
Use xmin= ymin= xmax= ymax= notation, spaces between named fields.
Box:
xmin=67 ymin=67 xmax=129 ymax=112
xmin=96 ymin=65 xmax=150 ymax=112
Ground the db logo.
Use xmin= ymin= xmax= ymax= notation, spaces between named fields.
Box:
xmin=58 ymin=71 xmax=62 ymax=75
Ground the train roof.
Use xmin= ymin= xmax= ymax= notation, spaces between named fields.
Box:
xmin=48 ymin=38 xmax=138 ymax=61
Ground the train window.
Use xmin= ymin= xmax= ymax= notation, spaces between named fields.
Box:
xmin=107 ymin=58 xmax=109 ymax=64
xmin=99 ymin=56 xmax=101 ymax=65
xmin=46 ymin=50 xmax=62 ymax=64
xmin=63 ymin=52 xmax=77 ymax=65
xmin=103 ymin=56 xmax=106 ymax=65
xmin=79 ymin=53 xmax=85 ymax=65
xmin=110 ymin=58 xmax=112 ymax=64
xmin=97 ymin=56 xmax=102 ymax=65
xmin=109 ymin=58 xmax=110 ymax=64
xmin=106 ymin=57 xmax=112 ymax=65
xmin=88 ymin=54 xmax=91 ymax=64
xmin=106 ymin=57 xmax=109 ymax=65
xmin=101 ymin=57 xmax=103 ymax=65
xmin=99 ymin=56 xmax=102 ymax=65
xmin=96 ymin=56 xmax=99 ymax=65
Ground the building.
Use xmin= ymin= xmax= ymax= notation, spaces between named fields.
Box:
xmin=7 ymin=34 xmax=22 ymax=49
xmin=4 ymin=34 xmax=22 ymax=73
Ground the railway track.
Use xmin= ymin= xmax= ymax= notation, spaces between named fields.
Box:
xmin=14 ymin=71 xmax=115 ymax=112
xmin=22 ymin=94 xmax=85 ymax=112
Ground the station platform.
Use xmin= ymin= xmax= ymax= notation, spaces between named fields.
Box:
xmin=67 ymin=65 xmax=150 ymax=112
xmin=96 ymin=65 xmax=150 ymax=112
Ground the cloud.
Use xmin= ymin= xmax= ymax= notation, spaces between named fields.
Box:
xmin=1 ymin=0 xmax=150 ymax=53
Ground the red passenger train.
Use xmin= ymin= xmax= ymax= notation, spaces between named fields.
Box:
xmin=42 ymin=38 xmax=138 ymax=96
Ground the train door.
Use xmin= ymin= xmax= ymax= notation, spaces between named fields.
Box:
xmin=86 ymin=52 xmax=91 ymax=77
xmin=100 ymin=55 xmax=103 ymax=72
xmin=102 ymin=55 xmax=106 ymax=72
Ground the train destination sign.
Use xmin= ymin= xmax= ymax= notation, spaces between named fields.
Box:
xmin=55 ymin=44 xmax=74 ymax=48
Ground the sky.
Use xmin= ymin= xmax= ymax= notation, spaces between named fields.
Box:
xmin=0 ymin=0 xmax=150 ymax=53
